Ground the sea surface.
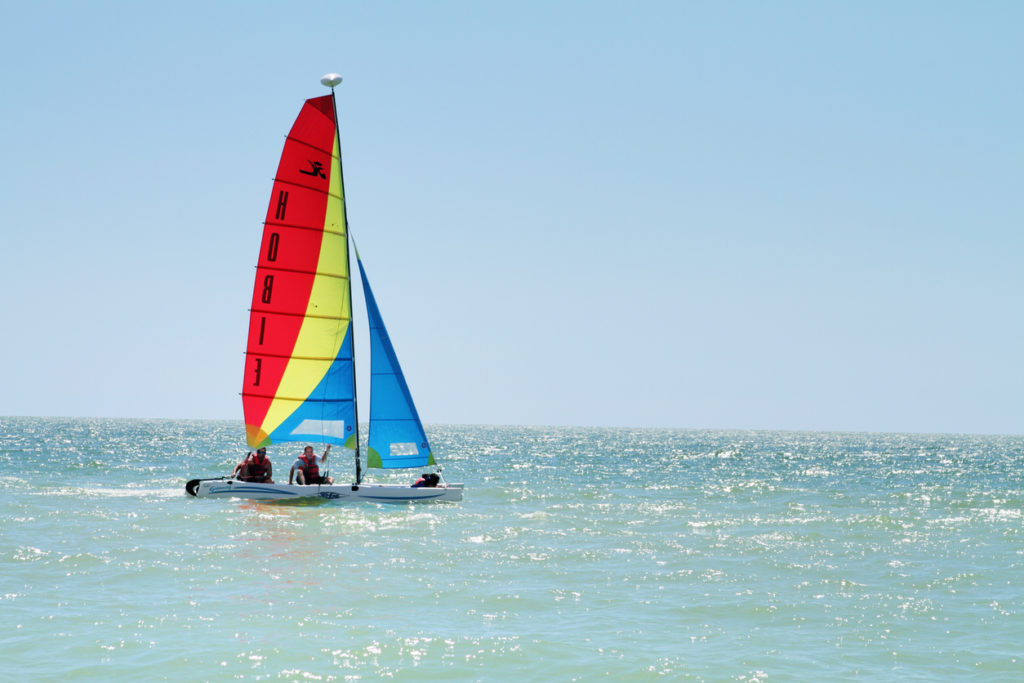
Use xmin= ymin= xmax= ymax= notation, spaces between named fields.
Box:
xmin=2 ymin=418 xmax=1023 ymax=680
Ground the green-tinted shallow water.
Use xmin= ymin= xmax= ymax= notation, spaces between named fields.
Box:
xmin=2 ymin=417 xmax=1023 ymax=680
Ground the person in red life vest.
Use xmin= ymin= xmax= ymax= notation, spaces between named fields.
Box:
xmin=411 ymin=473 xmax=440 ymax=488
xmin=232 ymin=447 xmax=274 ymax=483
xmin=289 ymin=444 xmax=334 ymax=485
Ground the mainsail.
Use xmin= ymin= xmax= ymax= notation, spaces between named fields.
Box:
xmin=242 ymin=95 xmax=356 ymax=450
xmin=357 ymin=251 xmax=435 ymax=469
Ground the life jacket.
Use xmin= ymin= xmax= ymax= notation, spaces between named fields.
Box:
xmin=412 ymin=474 xmax=437 ymax=488
xmin=240 ymin=452 xmax=268 ymax=481
xmin=299 ymin=453 xmax=319 ymax=481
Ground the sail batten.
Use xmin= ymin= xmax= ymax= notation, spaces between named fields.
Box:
xmin=249 ymin=309 xmax=347 ymax=321
xmin=255 ymin=265 xmax=349 ymax=280
xmin=269 ymin=178 xmax=343 ymax=199
xmin=263 ymin=222 xmax=347 ymax=238
xmin=283 ymin=135 xmax=335 ymax=155
xmin=245 ymin=351 xmax=348 ymax=361
xmin=243 ymin=393 xmax=353 ymax=403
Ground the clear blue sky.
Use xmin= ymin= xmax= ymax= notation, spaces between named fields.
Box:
xmin=2 ymin=1 xmax=1021 ymax=434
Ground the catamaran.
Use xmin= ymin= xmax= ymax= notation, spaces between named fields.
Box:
xmin=187 ymin=74 xmax=463 ymax=502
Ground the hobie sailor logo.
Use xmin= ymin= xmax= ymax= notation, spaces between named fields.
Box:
xmin=299 ymin=160 xmax=326 ymax=179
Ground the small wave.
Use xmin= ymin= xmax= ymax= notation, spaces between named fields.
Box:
xmin=36 ymin=486 xmax=182 ymax=499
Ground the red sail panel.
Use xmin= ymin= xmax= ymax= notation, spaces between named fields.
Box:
xmin=242 ymin=96 xmax=337 ymax=437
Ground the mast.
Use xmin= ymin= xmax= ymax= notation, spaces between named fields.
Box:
xmin=322 ymin=73 xmax=362 ymax=484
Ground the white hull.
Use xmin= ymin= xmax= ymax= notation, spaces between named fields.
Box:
xmin=192 ymin=478 xmax=463 ymax=502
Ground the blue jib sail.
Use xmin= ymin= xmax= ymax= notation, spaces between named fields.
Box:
xmin=356 ymin=253 xmax=435 ymax=469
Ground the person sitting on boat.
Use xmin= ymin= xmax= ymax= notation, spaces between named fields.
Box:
xmin=290 ymin=444 xmax=334 ymax=485
xmin=412 ymin=473 xmax=440 ymax=488
xmin=232 ymin=447 xmax=273 ymax=483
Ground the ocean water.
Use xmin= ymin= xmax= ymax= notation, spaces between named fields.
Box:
xmin=2 ymin=418 xmax=1023 ymax=680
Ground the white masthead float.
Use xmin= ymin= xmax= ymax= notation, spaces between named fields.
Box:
xmin=321 ymin=73 xmax=342 ymax=88
xmin=187 ymin=74 xmax=462 ymax=502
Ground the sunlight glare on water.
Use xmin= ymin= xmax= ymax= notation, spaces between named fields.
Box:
xmin=1 ymin=418 xmax=1023 ymax=679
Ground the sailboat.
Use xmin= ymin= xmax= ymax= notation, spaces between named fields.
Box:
xmin=187 ymin=74 xmax=463 ymax=502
